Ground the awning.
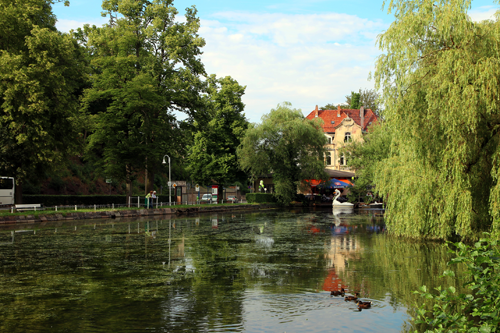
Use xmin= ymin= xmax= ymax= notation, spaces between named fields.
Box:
xmin=318 ymin=178 xmax=352 ymax=189
xmin=306 ymin=178 xmax=353 ymax=188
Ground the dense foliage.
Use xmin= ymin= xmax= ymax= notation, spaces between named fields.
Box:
xmin=0 ymin=0 xmax=251 ymax=203
xmin=238 ymin=102 xmax=328 ymax=205
xmin=341 ymin=122 xmax=391 ymax=203
xmin=373 ymin=0 xmax=500 ymax=240
xmin=0 ymin=0 xmax=85 ymax=202
xmin=245 ymin=193 xmax=277 ymax=203
xmin=186 ymin=75 xmax=248 ymax=186
xmin=413 ymin=236 xmax=500 ymax=332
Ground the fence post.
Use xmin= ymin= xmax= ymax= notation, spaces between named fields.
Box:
xmin=75 ymin=205 xmax=77 ymax=211
xmin=94 ymin=204 xmax=96 ymax=212
xmin=137 ymin=196 xmax=139 ymax=208
xmin=112 ymin=203 xmax=114 ymax=209
xmin=128 ymin=196 xmax=130 ymax=208
xmin=55 ymin=206 xmax=57 ymax=212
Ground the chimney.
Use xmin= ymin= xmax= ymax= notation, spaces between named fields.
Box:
xmin=337 ymin=104 xmax=341 ymax=117
xmin=314 ymin=105 xmax=318 ymax=117
xmin=360 ymin=106 xmax=365 ymax=129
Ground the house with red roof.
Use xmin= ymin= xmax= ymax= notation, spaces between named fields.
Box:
xmin=305 ymin=104 xmax=378 ymax=174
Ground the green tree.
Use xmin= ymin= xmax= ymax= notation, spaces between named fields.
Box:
xmin=321 ymin=88 xmax=381 ymax=115
xmin=349 ymin=91 xmax=361 ymax=109
xmin=238 ymin=102 xmax=328 ymax=205
xmin=341 ymin=122 xmax=391 ymax=203
xmin=81 ymin=0 xmax=206 ymax=200
xmin=373 ymin=0 xmax=500 ymax=240
xmin=0 ymin=0 xmax=84 ymax=203
xmin=345 ymin=88 xmax=381 ymax=115
xmin=186 ymin=75 xmax=248 ymax=186
xmin=320 ymin=103 xmax=348 ymax=110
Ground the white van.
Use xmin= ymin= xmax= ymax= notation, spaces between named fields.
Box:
xmin=0 ymin=177 xmax=15 ymax=206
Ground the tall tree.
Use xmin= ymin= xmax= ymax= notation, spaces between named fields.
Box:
xmin=345 ymin=89 xmax=381 ymax=115
xmin=238 ymin=102 xmax=328 ymax=205
xmin=0 ymin=0 xmax=84 ymax=203
xmin=373 ymin=0 xmax=500 ymax=240
xmin=81 ymin=0 xmax=206 ymax=201
xmin=186 ymin=75 xmax=248 ymax=186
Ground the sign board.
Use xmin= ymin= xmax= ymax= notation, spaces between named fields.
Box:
xmin=195 ymin=185 xmax=200 ymax=192
xmin=106 ymin=179 xmax=112 ymax=184
xmin=173 ymin=183 xmax=177 ymax=188
xmin=212 ymin=187 xmax=218 ymax=195
xmin=167 ymin=181 xmax=172 ymax=187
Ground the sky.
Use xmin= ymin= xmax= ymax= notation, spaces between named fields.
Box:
xmin=52 ymin=0 xmax=500 ymax=123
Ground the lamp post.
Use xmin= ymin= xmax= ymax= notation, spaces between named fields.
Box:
xmin=162 ymin=155 xmax=171 ymax=206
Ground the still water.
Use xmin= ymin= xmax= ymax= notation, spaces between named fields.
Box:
xmin=0 ymin=209 xmax=453 ymax=332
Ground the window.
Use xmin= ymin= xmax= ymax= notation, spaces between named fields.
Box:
xmin=0 ymin=178 xmax=13 ymax=190
xmin=339 ymin=154 xmax=344 ymax=165
xmin=326 ymin=152 xmax=331 ymax=165
xmin=331 ymin=121 xmax=335 ymax=124
xmin=344 ymin=132 xmax=351 ymax=142
xmin=327 ymin=137 xmax=332 ymax=144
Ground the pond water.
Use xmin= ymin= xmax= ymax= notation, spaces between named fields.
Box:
xmin=0 ymin=209 xmax=454 ymax=332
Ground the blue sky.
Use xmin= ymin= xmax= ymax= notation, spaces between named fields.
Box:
xmin=53 ymin=0 xmax=500 ymax=122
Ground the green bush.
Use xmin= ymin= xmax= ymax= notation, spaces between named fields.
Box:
xmin=413 ymin=235 xmax=500 ymax=332
xmin=246 ymin=193 xmax=277 ymax=203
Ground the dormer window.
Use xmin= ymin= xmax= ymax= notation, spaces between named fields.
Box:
xmin=344 ymin=132 xmax=351 ymax=142
xmin=331 ymin=121 xmax=335 ymax=124
xmin=327 ymin=137 xmax=332 ymax=144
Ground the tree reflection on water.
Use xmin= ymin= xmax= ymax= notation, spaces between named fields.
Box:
xmin=0 ymin=210 xmax=458 ymax=332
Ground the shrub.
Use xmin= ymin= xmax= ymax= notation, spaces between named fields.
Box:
xmin=413 ymin=235 xmax=500 ymax=332
xmin=246 ymin=193 xmax=277 ymax=203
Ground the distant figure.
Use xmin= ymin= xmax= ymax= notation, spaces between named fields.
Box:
xmin=152 ymin=191 xmax=157 ymax=208
xmin=145 ymin=191 xmax=152 ymax=209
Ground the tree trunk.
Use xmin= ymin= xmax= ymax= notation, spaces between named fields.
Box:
xmin=126 ymin=164 xmax=132 ymax=207
xmin=15 ymin=181 xmax=22 ymax=204
xmin=148 ymin=171 xmax=154 ymax=194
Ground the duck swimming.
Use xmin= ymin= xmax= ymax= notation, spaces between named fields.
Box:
xmin=357 ymin=301 xmax=372 ymax=309
xmin=331 ymin=288 xmax=345 ymax=296
xmin=344 ymin=292 xmax=360 ymax=301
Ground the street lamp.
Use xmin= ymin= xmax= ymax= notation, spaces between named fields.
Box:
xmin=162 ymin=155 xmax=171 ymax=206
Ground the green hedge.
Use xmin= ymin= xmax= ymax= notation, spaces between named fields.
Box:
xmin=246 ymin=193 xmax=277 ymax=203
xmin=23 ymin=195 xmax=176 ymax=206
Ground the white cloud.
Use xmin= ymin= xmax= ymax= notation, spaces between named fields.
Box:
xmin=199 ymin=12 xmax=386 ymax=122
xmin=469 ymin=6 xmax=498 ymax=22
xmin=56 ymin=18 xmax=108 ymax=32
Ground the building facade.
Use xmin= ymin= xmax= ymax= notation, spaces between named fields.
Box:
xmin=305 ymin=105 xmax=378 ymax=172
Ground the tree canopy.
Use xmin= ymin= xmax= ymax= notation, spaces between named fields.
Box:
xmin=373 ymin=0 xmax=500 ymax=240
xmin=80 ymin=0 xmax=206 ymax=198
xmin=238 ymin=102 xmax=328 ymax=204
xmin=0 ymin=0 xmax=84 ymax=202
xmin=186 ymin=75 xmax=248 ymax=186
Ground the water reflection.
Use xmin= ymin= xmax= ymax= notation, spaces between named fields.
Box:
xmin=0 ymin=210 xmax=457 ymax=332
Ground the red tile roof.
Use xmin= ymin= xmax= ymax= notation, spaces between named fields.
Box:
xmin=305 ymin=107 xmax=378 ymax=133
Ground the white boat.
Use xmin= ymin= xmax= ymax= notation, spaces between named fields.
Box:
xmin=332 ymin=189 xmax=354 ymax=208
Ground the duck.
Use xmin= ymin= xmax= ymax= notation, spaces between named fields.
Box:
xmin=330 ymin=288 xmax=345 ymax=296
xmin=344 ymin=292 xmax=360 ymax=301
xmin=357 ymin=300 xmax=372 ymax=309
